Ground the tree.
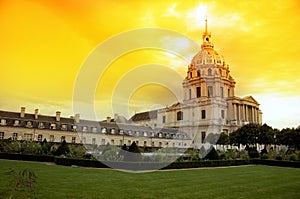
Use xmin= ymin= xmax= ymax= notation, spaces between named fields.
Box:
xmin=54 ymin=140 xmax=70 ymax=156
xmin=124 ymin=142 xmax=142 ymax=162
xmin=217 ymin=132 xmax=229 ymax=147
xmin=258 ymin=123 xmax=274 ymax=146
xmin=203 ymin=146 xmax=219 ymax=160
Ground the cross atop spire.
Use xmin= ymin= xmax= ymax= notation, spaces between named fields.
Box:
xmin=205 ymin=16 xmax=208 ymax=33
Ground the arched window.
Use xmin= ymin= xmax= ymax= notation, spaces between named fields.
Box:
xmin=208 ymin=68 xmax=212 ymax=76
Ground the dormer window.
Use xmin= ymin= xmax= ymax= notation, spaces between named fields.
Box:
xmin=1 ymin=119 xmax=6 ymax=126
xmin=119 ymin=129 xmax=124 ymax=135
xmin=26 ymin=121 xmax=32 ymax=128
xmin=101 ymin=128 xmax=106 ymax=133
xmin=50 ymin=123 xmax=56 ymax=130
xmin=128 ymin=130 xmax=132 ymax=135
xmin=61 ymin=124 xmax=67 ymax=130
xmin=143 ymin=132 xmax=148 ymax=137
xmin=82 ymin=126 xmax=88 ymax=132
xmin=92 ymin=127 xmax=98 ymax=133
xmin=38 ymin=122 xmax=44 ymax=129
xmin=72 ymin=125 xmax=77 ymax=131
xmin=14 ymin=120 xmax=20 ymax=126
xmin=111 ymin=128 xmax=115 ymax=134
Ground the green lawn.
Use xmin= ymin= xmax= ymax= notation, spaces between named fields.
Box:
xmin=0 ymin=159 xmax=299 ymax=199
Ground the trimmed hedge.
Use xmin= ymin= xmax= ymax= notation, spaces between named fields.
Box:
xmin=252 ymin=159 xmax=300 ymax=168
xmin=53 ymin=157 xmax=251 ymax=170
xmin=0 ymin=152 xmax=54 ymax=162
xmin=1 ymin=152 xmax=299 ymax=170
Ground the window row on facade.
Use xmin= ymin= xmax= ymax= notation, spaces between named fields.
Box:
xmin=0 ymin=132 xmax=189 ymax=148
xmin=169 ymin=109 xmax=225 ymax=122
xmin=188 ymin=86 xmax=226 ymax=99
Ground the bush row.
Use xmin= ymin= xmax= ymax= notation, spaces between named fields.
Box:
xmin=0 ymin=152 xmax=54 ymax=162
xmin=1 ymin=152 xmax=299 ymax=170
xmin=252 ymin=159 xmax=300 ymax=168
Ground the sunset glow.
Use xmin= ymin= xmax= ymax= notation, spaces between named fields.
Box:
xmin=0 ymin=0 xmax=299 ymax=129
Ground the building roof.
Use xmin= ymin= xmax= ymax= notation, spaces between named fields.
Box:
xmin=131 ymin=110 xmax=158 ymax=121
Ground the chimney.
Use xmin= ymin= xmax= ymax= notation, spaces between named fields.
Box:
xmin=106 ymin=116 xmax=111 ymax=123
xmin=56 ymin=111 xmax=61 ymax=122
xmin=34 ymin=109 xmax=39 ymax=119
xmin=75 ymin=114 xmax=80 ymax=123
xmin=20 ymin=107 xmax=26 ymax=118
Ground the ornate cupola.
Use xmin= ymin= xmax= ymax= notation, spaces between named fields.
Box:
xmin=183 ymin=19 xmax=236 ymax=104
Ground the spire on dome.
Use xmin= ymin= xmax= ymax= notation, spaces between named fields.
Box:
xmin=201 ymin=18 xmax=214 ymax=49
xmin=205 ymin=16 xmax=208 ymax=34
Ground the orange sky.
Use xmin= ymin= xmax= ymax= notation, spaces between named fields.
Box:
xmin=0 ymin=0 xmax=299 ymax=129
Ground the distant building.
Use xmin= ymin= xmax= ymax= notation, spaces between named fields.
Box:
xmin=0 ymin=20 xmax=261 ymax=149
xmin=0 ymin=107 xmax=191 ymax=148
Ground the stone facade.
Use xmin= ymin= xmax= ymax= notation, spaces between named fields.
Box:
xmin=131 ymin=20 xmax=262 ymax=148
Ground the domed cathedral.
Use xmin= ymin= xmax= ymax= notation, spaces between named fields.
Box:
xmin=132 ymin=19 xmax=262 ymax=148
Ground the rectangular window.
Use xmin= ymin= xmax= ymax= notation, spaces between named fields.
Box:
xmin=92 ymin=138 xmax=96 ymax=145
xmin=159 ymin=142 xmax=162 ymax=147
xmin=162 ymin=116 xmax=166 ymax=123
xmin=120 ymin=140 xmax=123 ymax=146
xmin=72 ymin=137 xmax=76 ymax=144
xmin=177 ymin=111 xmax=183 ymax=121
xmin=144 ymin=141 xmax=147 ymax=146
xmin=50 ymin=135 xmax=54 ymax=142
xmin=82 ymin=137 xmax=86 ymax=144
xmin=128 ymin=140 xmax=131 ymax=145
xmin=136 ymin=141 xmax=139 ymax=146
xmin=61 ymin=136 xmax=65 ymax=142
xmin=201 ymin=132 xmax=206 ymax=143
xmin=220 ymin=87 xmax=224 ymax=98
xmin=111 ymin=139 xmax=114 ymax=145
xmin=24 ymin=134 xmax=33 ymax=141
xmin=196 ymin=86 xmax=201 ymax=98
xmin=13 ymin=133 xmax=18 ymax=140
xmin=101 ymin=139 xmax=105 ymax=145
xmin=201 ymin=110 xmax=206 ymax=119
xmin=190 ymin=72 xmax=192 ymax=78
xmin=208 ymin=86 xmax=213 ymax=97
xmin=0 ymin=132 xmax=4 ymax=139
xmin=38 ymin=134 xmax=43 ymax=142
xmin=151 ymin=141 xmax=155 ymax=147
xmin=189 ymin=89 xmax=192 ymax=99
xmin=221 ymin=110 xmax=225 ymax=119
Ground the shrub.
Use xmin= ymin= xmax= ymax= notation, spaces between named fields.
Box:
xmin=275 ymin=155 xmax=283 ymax=160
xmin=204 ymin=146 xmax=219 ymax=160
xmin=248 ymin=147 xmax=259 ymax=158
xmin=261 ymin=153 xmax=269 ymax=160
xmin=54 ymin=140 xmax=70 ymax=156
xmin=289 ymin=154 xmax=297 ymax=161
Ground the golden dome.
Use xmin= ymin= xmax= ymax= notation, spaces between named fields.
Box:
xmin=190 ymin=19 xmax=226 ymax=67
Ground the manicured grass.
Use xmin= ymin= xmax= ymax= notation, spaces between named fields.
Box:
xmin=0 ymin=159 xmax=299 ymax=199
